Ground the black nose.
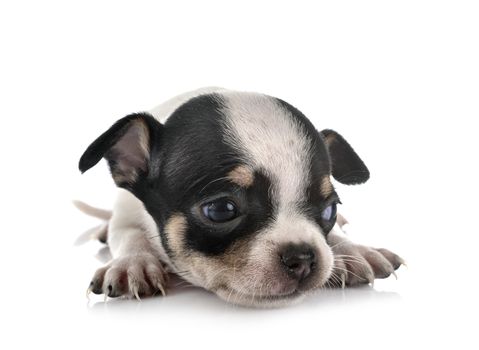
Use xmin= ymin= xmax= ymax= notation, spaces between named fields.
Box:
xmin=280 ymin=244 xmax=317 ymax=281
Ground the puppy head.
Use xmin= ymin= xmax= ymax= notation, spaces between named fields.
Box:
xmin=79 ymin=91 xmax=369 ymax=307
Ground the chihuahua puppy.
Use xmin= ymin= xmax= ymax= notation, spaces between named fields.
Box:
xmin=79 ymin=87 xmax=403 ymax=307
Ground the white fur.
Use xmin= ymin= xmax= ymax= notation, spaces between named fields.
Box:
xmin=108 ymin=189 xmax=172 ymax=268
xmin=220 ymin=92 xmax=325 ymax=251
xmin=221 ymin=92 xmax=313 ymax=213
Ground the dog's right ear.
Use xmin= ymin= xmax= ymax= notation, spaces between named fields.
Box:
xmin=320 ymin=129 xmax=370 ymax=185
xmin=79 ymin=113 xmax=163 ymax=189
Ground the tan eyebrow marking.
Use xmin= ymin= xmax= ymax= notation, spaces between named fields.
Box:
xmin=227 ymin=165 xmax=254 ymax=188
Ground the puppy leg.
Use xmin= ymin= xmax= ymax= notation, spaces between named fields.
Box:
xmin=326 ymin=221 xmax=404 ymax=287
xmin=88 ymin=190 xmax=169 ymax=299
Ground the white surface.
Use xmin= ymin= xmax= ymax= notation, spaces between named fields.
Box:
xmin=1 ymin=1 xmax=478 ymax=349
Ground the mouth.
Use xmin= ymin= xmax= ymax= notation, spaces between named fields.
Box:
xmin=215 ymin=286 xmax=305 ymax=307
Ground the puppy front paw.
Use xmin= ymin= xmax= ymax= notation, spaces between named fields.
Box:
xmin=87 ymin=254 xmax=168 ymax=299
xmin=328 ymin=241 xmax=405 ymax=288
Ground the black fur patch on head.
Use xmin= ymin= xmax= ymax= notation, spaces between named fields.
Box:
xmin=135 ymin=94 xmax=275 ymax=256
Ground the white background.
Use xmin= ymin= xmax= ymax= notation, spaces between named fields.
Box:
xmin=1 ymin=1 xmax=478 ymax=349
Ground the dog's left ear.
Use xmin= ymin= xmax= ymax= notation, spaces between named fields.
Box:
xmin=320 ymin=129 xmax=370 ymax=185
xmin=79 ymin=112 xmax=162 ymax=189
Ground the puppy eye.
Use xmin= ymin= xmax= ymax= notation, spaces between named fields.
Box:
xmin=202 ymin=199 xmax=238 ymax=223
xmin=321 ymin=203 xmax=337 ymax=222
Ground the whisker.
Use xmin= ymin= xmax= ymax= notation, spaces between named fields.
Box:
xmin=174 ymin=281 xmax=194 ymax=288
xmin=175 ymin=271 xmax=193 ymax=277
xmin=327 ymin=272 xmax=341 ymax=285
xmin=199 ymin=176 xmax=231 ymax=194
xmin=335 ymin=258 xmax=369 ymax=268
xmin=174 ymin=285 xmax=198 ymax=290
xmin=329 ymin=240 xmax=353 ymax=250
xmin=226 ymin=264 xmax=237 ymax=304
xmin=204 ymin=267 xmax=230 ymax=290
xmin=333 ymin=266 xmax=369 ymax=282
xmin=334 ymin=254 xmax=368 ymax=264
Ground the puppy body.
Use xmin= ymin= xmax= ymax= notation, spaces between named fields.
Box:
xmin=80 ymin=88 xmax=404 ymax=307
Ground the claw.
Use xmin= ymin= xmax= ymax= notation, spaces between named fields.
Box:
xmin=392 ymin=271 xmax=398 ymax=280
xmin=132 ymin=284 xmax=141 ymax=301
xmin=366 ymin=276 xmax=374 ymax=288
xmin=104 ymin=293 xmax=108 ymax=303
xmin=157 ymin=283 xmax=167 ymax=297
xmin=86 ymin=286 xmax=92 ymax=300
xmin=341 ymin=274 xmax=346 ymax=289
